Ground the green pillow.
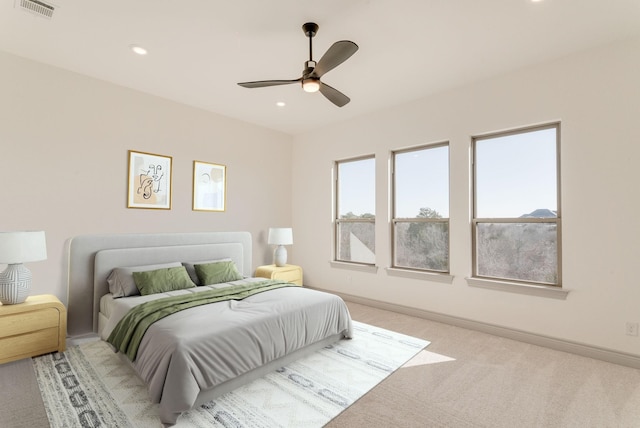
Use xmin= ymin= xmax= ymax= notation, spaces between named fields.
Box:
xmin=195 ymin=261 xmax=243 ymax=285
xmin=133 ymin=266 xmax=196 ymax=296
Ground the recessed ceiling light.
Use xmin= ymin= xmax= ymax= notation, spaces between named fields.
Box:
xmin=130 ymin=45 xmax=148 ymax=55
xmin=276 ymin=101 xmax=286 ymax=107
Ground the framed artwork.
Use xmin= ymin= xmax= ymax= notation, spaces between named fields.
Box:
xmin=127 ymin=150 xmax=172 ymax=209
xmin=193 ymin=161 xmax=226 ymax=212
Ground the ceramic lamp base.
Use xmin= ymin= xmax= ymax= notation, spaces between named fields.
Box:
xmin=0 ymin=263 xmax=31 ymax=304
xmin=274 ymin=245 xmax=288 ymax=267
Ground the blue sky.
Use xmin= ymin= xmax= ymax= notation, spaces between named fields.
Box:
xmin=338 ymin=157 xmax=376 ymax=216
xmin=337 ymin=126 xmax=557 ymax=219
xmin=475 ymin=127 xmax=557 ymax=218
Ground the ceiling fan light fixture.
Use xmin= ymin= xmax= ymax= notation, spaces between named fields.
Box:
xmin=302 ymin=78 xmax=320 ymax=93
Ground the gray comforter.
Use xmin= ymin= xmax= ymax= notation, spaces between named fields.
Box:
xmin=128 ymin=285 xmax=352 ymax=424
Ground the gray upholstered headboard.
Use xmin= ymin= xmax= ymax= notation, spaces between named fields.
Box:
xmin=67 ymin=232 xmax=252 ymax=337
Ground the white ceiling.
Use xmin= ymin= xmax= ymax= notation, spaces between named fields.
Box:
xmin=1 ymin=0 xmax=639 ymax=135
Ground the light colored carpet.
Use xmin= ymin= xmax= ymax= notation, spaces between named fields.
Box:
xmin=327 ymin=301 xmax=640 ymax=428
xmin=32 ymin=321 xmax=429 ymax=427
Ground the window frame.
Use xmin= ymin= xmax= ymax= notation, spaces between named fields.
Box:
xmin=334 ymin=155 xmax=376 ymax=266
xmin=391 ymin=142 xmax=450 ymax=274
xmin=471 ymin=122 xmax=562 ymax=287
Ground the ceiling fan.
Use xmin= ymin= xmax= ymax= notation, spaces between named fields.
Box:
xmin=237 ymin=22 xmax=358 ymax=107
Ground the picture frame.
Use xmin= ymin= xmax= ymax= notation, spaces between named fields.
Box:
xmin=193 ymin=160 xmax=226 ymax=212
xmin=127 ymin=150 xmax=172 ymax=209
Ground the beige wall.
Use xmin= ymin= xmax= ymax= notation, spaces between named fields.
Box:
xmin=0 ymin=51 xmax=293 ymax=306
xmin=3 ymin=35 xmax=639 ymax=357
xmin=291 ymin=36 xmax=640 ymax=356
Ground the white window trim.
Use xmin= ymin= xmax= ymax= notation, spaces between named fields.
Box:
xmin=386 ymin=267 xmax=454 ymax=284
xmin=329 ymin=260 xmax=378 ymax=273
xmin=465 ymin=277 xmax=569 ymax=300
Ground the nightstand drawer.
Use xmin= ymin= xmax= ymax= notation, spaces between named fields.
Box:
xmin=0 ymin=327 xmax=60 ymax=363
xmin=272 ymin=269 xmax=302 ymax=284
xmin=1 ymin=308 xmax=59 ymax=337
xmin=0 ymin=294 xmax=67 ymax=364
xmin=255 ymin=264 xmax=303 ymax=286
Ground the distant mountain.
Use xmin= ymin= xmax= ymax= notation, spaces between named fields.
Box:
xmin=521 ymin=208 xmax=557 ymax=218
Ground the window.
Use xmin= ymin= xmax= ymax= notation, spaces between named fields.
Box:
xmin=335 ymin=156 xmax=375 ymax=264
xmin=472 ymin=123 xmax=561 ymax=286
xmin=392 ymin=143 xmax=449 ymax=272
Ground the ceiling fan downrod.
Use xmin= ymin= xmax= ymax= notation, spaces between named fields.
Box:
xmin=302 ymin=22 xmax=320 ymax=91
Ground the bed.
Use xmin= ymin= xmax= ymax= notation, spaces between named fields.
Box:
xmin=66 ymin=231 xmax=353 ymax=425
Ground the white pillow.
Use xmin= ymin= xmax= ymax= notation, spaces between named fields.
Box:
xmin=107 ymin=262 xmax=182 ymax=298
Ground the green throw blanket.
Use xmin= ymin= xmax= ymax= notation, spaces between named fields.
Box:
xmin=107 ymin=280 xmax=297 ymax=361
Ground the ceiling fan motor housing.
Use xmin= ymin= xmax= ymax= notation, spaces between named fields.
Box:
xmin=302 ymin=22 xmax=319 ymax=38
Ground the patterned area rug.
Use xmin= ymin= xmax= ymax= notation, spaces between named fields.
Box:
xmin=33 ymin=321 xmax=429 ymax=427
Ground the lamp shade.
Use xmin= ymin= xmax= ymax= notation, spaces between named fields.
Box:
xmin=0 ymin=231 xmax=47 ymax=264
xmin=268 ymin=228 xmax=293 ymax=246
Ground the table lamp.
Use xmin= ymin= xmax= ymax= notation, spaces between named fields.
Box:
xmin=268 ymin=228 xmax=293 ymax=267
xmin=0 ymin=231 xmax=47 ymax=304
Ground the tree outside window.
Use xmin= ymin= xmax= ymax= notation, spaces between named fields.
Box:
xmin=392 ymin=143 xmax=449 ymax=272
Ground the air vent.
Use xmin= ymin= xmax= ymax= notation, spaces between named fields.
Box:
xmin=18 ymin=0 xmax=55 ymax=19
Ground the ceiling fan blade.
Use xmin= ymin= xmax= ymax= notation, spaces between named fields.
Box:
xmin=237 ymin=79 xmax=300 ymax=88
xmin=313 ymin=41 xmax=359 ymax=78
xmin=319 ymin=82 xmax=350 ymax=107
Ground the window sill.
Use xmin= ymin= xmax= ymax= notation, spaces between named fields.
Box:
xmin=465 ymin=277 xmax=569 ymax=300
xmin=386 ymin=267 xmax=454 ymax=284
xmin=329 ymin=261 xmax=378 ymax=273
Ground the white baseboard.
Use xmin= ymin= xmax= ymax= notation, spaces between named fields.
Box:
xmin=67 ymin=333 xmax=100 ymax=346
xmin=320 ymin=288 xmax=640 ymax=370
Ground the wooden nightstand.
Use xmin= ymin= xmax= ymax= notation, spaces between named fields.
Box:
xmin=0 ymin=294 xmax=67 ymax=364
xmin=255 ymin=264 xmax=303 ymax=286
